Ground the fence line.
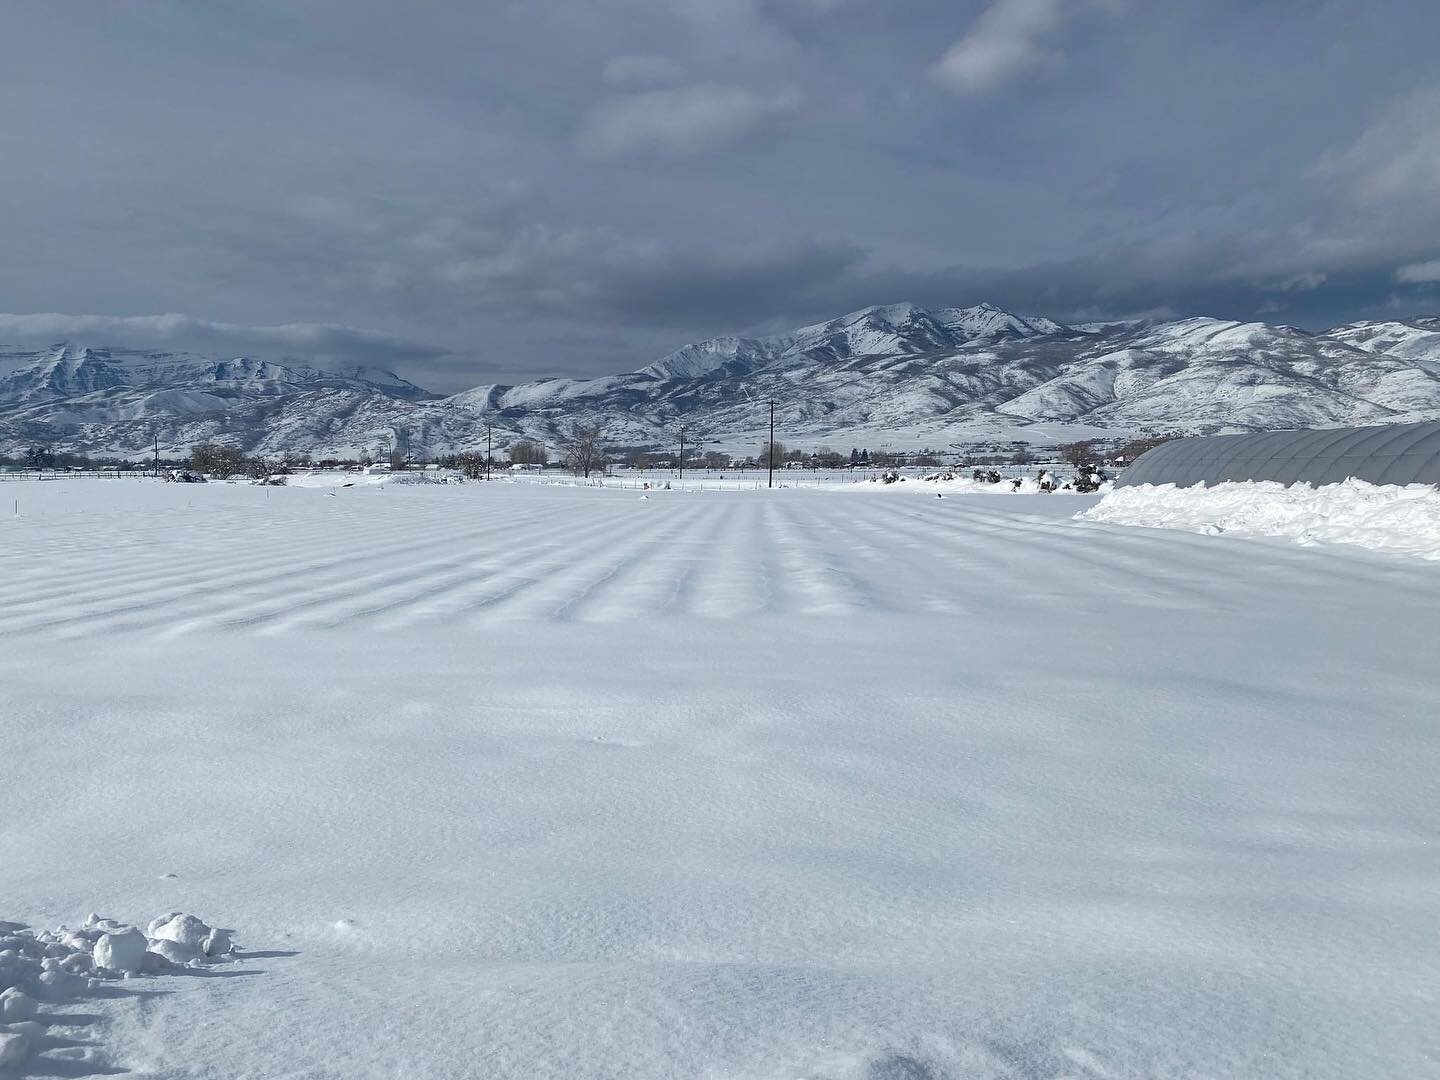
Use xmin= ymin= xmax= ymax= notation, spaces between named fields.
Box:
xmin=0 ymin=470 xmax=153 ymax=482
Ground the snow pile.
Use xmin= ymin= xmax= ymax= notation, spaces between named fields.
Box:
xmin=377 ymin=471 xmax=459 ymax=486
xmin=284 ymin=469 xmax=463 ymax=489
xmin=0 ymin=913 xmax=235 ymax=1072
xmin=1081 ymin=478 xmax=1440 ymax=558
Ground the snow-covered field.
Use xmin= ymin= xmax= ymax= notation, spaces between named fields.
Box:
xmin=2 ymin=478 xmax=1437 ymax=1079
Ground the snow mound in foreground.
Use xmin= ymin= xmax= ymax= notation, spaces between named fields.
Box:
xmin=0 ymin=912 xmax=238 ymax=1072
xmin=1081 ymin=479 xmax=1440 ymax=558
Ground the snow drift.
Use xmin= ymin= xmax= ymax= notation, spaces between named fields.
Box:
xmin=1081 ymin=478 xmax=1440 ymax=559
xmin=0 ymin=912 xmax=237 ymax=1073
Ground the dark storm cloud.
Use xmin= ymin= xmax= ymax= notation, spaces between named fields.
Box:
xmin=3 ymin=1 xmax=1440 ymax=391
xmin=0 ymin=314 xmax=450 ymax=373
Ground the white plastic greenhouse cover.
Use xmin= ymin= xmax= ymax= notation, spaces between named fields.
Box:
xmin=1115 ymin=420 xmax=1440 ymax=489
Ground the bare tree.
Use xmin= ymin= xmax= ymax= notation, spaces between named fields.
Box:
xmin=1113 ymin=432 xmax=1179 ymax=465
xmin=189 ymin=442 xmax=247 ymax=478
xmin=562 ymin=424 xmax=607 ymax=477
xmin=456 ymin=452 xmax=486 ymax=479
xmin=243 ymin=455 xmax=285 ymax=480
xmin=1058 ymin=440 xmax=1099 ymax=468
xmin=509 ymin=438 xmax=549 ymax=466
xmin=757 ymin=441 xmax=786 ymax=469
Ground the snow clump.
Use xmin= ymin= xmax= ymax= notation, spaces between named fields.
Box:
xmin=0 ymin=912 xmax=238 ymax=1072
xmin=92 ymin=926 xmax=147 ymax=974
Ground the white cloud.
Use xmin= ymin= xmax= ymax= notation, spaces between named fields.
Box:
xmin=602 ymin=54 xmax=684 ymax=86
xmin=0 ymin=313 xmax=447 ymax=370
xmin=1307 ymin=87 xmax=1440 ymax=264
xmin=1395 ymin=259 xmax=1440 ymax=284
xmin=931 ymin=0 xmax=1070 ymax=94
xmin=1275 ymin=271 xmax=1327 ymax=292
xmin=1316 ymin=87 xmax=1440 ymax=208
xmin=579 ymin=84 xmax=801 ymax=158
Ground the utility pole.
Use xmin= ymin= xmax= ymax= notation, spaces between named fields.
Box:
xmin=486 ymin=424 xmax=493 ymax=481
xmin=678 ymin=424 xmax=685 ymax=481
xmin=153 ymin=434 xmax=159 ymax=478
xmin=768 ymin=400 xmax=775 ymax=489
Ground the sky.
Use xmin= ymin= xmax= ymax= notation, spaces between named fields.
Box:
xmin=3 ymin=0 xmax=1440 ymax=392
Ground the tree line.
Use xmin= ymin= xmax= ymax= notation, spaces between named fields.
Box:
xmin=1 ymin=446 xmax=142 ymax=470
xmin=11 ymin=428 xmax=1182 ymax=481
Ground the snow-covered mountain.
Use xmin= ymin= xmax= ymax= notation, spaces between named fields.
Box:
xmin=934 ymin=302 xmax=1067 ymax=339
xmin=5 ymin=307 xmax=1440 ymax=458
xmin=637 ymin=302 xmax=1066 ymax=383
xmin=0 ymin=344 xmax=434 ymax=403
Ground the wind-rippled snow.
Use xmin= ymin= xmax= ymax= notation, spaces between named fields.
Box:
xmin=2 ymin=478 xmax=1437 ymax=1079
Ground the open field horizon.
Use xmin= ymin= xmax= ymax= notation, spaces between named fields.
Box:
xmin=9 ymin=2 xmax=1440 ymax=1075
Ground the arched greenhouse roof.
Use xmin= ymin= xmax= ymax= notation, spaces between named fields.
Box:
xmin=1115 ymin=420 xmax=1440 ymax=489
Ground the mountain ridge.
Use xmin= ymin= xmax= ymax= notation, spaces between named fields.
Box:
xmin=4 ymin=304 xmax=1440 ymax=458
